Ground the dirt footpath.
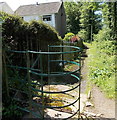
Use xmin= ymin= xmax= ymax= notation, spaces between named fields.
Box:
xmin=81 ymin=51 xmax=115 ymax=119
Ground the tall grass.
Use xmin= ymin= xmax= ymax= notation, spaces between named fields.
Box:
xmin=87 ymin=28 xmax=116 ymax=99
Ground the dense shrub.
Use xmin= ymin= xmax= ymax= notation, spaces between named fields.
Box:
xmin=63 ymin=32 xmax=88 ymax=50
xmin=2 ymin=12 xmax=62 ymax=118
xmin=1 ymin=12 xmax=61 ymax=50
xmin=62 ymin=32 xmax=88 ymax=60
xmin=94 ymin=27 xmax=111 ymax=42
xmin=93 ymin=28 xmax=115 ymax=56
xmin=63 ymin=32 xmax=75 ymax=41
xmin=1 ymin=12 xmax=61 ymax=71
xmin=78 ymin=29 xmax=88 ymax=42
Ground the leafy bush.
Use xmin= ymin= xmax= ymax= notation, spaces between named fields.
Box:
xmin=2 ymin=12 xmax=62 ymax=118
xmin=2 ymin=100 xmax=23 ymax=118
xmin=1 ymin=12 xmax=61 ymax=50
xmin=93 ymin=27 xmax=111 ymax=42
xmin=88 ymin=28 xmax=116 ymax=98
xmin=93 ymin=28 xmax=115 ymax=56
xmin=78 ymin=29 xmax=89 ymax=42
xmin=2 ymin=12 xmax=61 ymax=71
xmin=63 ymin=32 xmax=75 ymax=41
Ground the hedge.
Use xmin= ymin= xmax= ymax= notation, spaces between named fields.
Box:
xmin=1 ymin=12 xmax=63 ymax=118
xmin=1 ymin=12 xmax=61 ymax=73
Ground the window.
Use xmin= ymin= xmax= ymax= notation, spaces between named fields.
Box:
xmin=43 ymin=15 xmax=51 ymax=21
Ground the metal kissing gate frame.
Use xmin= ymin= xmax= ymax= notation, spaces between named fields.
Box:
xmin=6 ymin=45 xmax=82 ymax=119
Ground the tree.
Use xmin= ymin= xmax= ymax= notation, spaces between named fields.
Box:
xmin=101 ymin=2 xmax=117 ymax=40
xmin=64 ymin=2 xmax=82 ymax=34
xmin=78 ymin=2 xmax=101 ymax=42
xmin=107 ymin=2 xmax=117 ymax=40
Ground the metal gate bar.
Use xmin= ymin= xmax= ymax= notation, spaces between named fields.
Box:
xmin=5 ymin=45 xmax=82 ymax=119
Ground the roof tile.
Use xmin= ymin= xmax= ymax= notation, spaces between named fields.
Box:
xmin=15 ymin=2 xmax=62 ymax=16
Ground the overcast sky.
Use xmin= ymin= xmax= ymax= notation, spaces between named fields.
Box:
xmin=0 ymin=0 xmax=63 ymax=11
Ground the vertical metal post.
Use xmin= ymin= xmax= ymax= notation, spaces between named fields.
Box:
xmin=61 ymin=41 xmax=64 ymax=68
xmin=0 ymin=23 xmax=2 ymax=119
xmin=26 ymin=51 xmax=32 ymax=118
xmin=39 ymin=51 xmax=44 ymax=119
xmin=26 ymin=35 xmax=33 ymax=117
xmin=70 ymin=42 xmax=72 ymax=60
xmin=78 ymin=50 xmax=81 ymax=118
xmin=48 ymin=45 xmax=51 ymax=92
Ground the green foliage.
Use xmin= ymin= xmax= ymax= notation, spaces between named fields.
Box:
xmin=2 ymin=12 xmax=61 ymax=71
xmin=101 ymin=2 xmax=117 ymax=40
xmin=87 ymin=2 xmax=116 ymax=98
xmin=78 ymin=2 xmax=101 ymax=42
xmin=2 ymin=100 xmax=23 ymax=118
xmin=94 ymin=27 xmax=111 ymax=41
xmin=1 ymin=12 xmax=61 ymax=51
xmin=0 ymin=12 xmax=12 ymax=22
xmin=2 ymin=12 xmax=62 ymax=118
xmin=63 ymin=32 xmax=75 ymax=41
xmin=78 ymin=29 xmax=88 ymax=41
xmin=1 ymin=12 xmax=27 ymax=51
xmin=88 ymin=29 xmax=115 ymax=98
xmin=29 ymin=20 xmax=60 ymax=43
xmin=64 ymin=2 xmax=81 ymax=34
xmin=94 ymin=28 xmax=115 ymax=56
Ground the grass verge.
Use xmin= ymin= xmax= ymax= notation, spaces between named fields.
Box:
xmin=85 ymin=42 xmax=115 ymax=99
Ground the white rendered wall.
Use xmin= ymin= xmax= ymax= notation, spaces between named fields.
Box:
xmin=23 ymin=14 xmax=55 ymax=28
xmin=23 ymin=15 xmax=41 ymax=22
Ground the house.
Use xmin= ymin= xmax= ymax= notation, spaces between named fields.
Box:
xmin=15 ymin=2 xmax=66 ymax=37
xmin=0 ymin=2 xmax=13 ymax=14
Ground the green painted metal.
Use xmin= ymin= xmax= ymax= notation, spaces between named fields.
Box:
xmin=39 ymin=52 xmax=44 ymax=119
xmin=6 ymin=45 xmax=82 ymax=119
xmin=7 ymin=45 xmax=81 ymax=54
xmin=26 ymin=50 xmax=33 ymax=118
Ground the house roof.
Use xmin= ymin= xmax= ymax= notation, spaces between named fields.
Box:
xmin=0 ymin=2 xmax=6 ymax=6
xmin=15 ymin=2 xmax=62 ymax=16
xmin=0 ymin=2 xmax=4 ymax=4
xmin=0 ymin=2 xmax=14 ymax=14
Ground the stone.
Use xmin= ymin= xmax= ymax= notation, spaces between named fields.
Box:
xmin=85 ymin=101 xmax=94 ymax=107
xmin=83 ymin=111 xmax=96 ymax=117
xmin=96 ymin=113 xmax=103 ymax=117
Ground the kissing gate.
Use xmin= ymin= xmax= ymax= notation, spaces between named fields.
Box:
xmin=4 ymin=45 xmax=82 ymax=119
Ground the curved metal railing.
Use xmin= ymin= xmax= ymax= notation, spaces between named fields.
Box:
xmin=6 ymin=45 xmax=82 ymax=119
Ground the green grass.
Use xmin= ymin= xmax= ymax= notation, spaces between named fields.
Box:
xmin=85 ymin=41 xmax=115 ymax=99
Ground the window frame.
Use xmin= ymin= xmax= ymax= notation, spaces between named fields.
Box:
xmin=43 ymin=15 xmax=52 ymax=21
